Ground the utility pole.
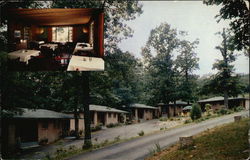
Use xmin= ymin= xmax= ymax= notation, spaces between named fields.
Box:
xmin=82 ymin=71 xmax=92 ymax=148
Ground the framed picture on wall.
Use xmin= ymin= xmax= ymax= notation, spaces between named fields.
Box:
xmin=14 ymin=30 xmax=21 ymax=38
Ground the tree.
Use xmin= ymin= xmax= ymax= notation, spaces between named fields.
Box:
xmin=203 ymin=0 xmax=250 ymax=56
xmin=142 ymin=23 xmax=200 ymax=106
xmin=90 ymin=48 xmax=141 ymax=108
xmin=202 ymin=29 xmax=244 ymax=108
xmin=190 ymin=103 xmax=202 ymax=120
xmin=142 ymin=23 xmax=181 ymax=105
xmin=175 ymin=39 xmax=199 ymax=104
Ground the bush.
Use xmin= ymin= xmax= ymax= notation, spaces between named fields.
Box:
xmin=205 ymin=104 xmax=212 ymax=112
xmin=217 ymin=108 xmax=230 ymax=115
xmin=234 ymin=106 xmax=244 ymax=112
xmin=106 ymin=123 xmax=120 ymax=128
xmin=91 ymin=124 xmax=102 ymax=132
xmin=184 ymin=119 xmax=192 ymax=124
xmin=106 ymin=123 xmax=115 ymax=128
xmin=70 ymin=130 xmax=76 ymax=136
xmin=159 ymin=117 xmax=168 ymax=121
xmin=39 ymin=138 xmax=48 ymax=145
xmin=138 ymin=130 xmax=144 ymax=136
xmin=190 ymin=103 xmax=202 ymax=120
xmin=114 ymin=135 xmax=120 ymax=141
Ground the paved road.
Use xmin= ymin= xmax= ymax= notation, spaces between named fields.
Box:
xmin=67 ymin=111 xmax=249 ymax=160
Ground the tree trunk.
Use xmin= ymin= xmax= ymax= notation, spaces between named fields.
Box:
xmin=82 ymin=72 xmax=92 ymax=148
xmin=224 ymin=91 xmax=229 ymax=109
xmin=74 ymin=108 xmax=79 ymax=139
xmin=174 ymin=100 xmax=176 ymax=116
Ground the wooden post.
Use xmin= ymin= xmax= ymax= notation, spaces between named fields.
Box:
xmin=82 ymin=72 xmax=92 ymax=148
xmin=234 ymin=116 xmax=242 ymax=122
xmin=93 ymin=111 xmax=98 ymax=126
xmin=135 ymin=108 xmax=138 ymax=122
xmin=179 ymin=136 xmax=194 ymax=148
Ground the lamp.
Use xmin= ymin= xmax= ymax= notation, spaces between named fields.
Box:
xmin=37 ymin=27 xmax=44 ymax=34
xmin=82 ymin=26 xmax=88 ymax=33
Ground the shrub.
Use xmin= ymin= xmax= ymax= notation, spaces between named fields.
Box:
xmin=39 ymin=138 xmax=48 ymax=145
xmin=79 ymin=130 xmax=83 ymax=136
xmin=184 ymin=119 xmax=192 ymax=124
xmin=125 ymin=121 xmax=132 ymax=125
xmin=217 ymin=108 xmax=229 ymax=115
xmin=159 ymin=117 xmax=168 ymax=121
xmin=234 ymin=106 xmax=244 ymax=112
xmin=106 ymin=123 xmax=120 ymax=128
xmin=106 ymin=123 xmax=115 ymax=128
xmin=205 ymin=104 xmax=212 ymax=112
xmin=70 ymin=130 xmax=76 ymax=136
xmin=91 ymin=124 xmax=102 ymax=132
xmin=149 ymin=143 xmax=161 ymax=156
xmin=114 ymin=135 xmax=120 ymax=141
xmin=82 ymin=140 xmax=92 ymax=149
xmin=138 ymin=130 xmax=144 ymax=136
xmin=190 ymin=103 xmax=202 ymax=120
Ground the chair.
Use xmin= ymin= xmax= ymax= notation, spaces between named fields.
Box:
xmin=55 ymin=54 xmax=71 ymax=69
xmin=41 ymin=46 xmax=54 ymax=58
xmin=65 ymin=42 xmax=76 ymax=54
xmin=7 ymin=58 xmax=26 ymax=71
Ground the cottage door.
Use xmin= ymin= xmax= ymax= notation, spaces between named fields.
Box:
xmin=17 ymin=120 xmax=38 ymax=142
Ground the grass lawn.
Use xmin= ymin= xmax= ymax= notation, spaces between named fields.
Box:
xmin=147 ymin=118 xmax=250 ymax=160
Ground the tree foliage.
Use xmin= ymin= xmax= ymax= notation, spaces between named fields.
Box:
xmin=203 ymin=0 xmax=249 ymax=56
xmin=142 ymin=23 xmax=199 ymax=105
xmin=90 ymin=48 xmax=141 ymax=108
xmin=200 ymin=29 xmax=244 ymax=108
xmin=175 ymin=39 xmax=200 ymax=103
xmin=190 ymin=103 xmax=202 ymax=120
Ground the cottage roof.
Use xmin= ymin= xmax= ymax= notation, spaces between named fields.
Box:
xmin=130 ymin=103 xmax=158 ymax=109
xmin=198 ymin=96 xmax=247 ymax=103
xmin=14 ymin=108 xmax=73 ymax=119
xmin=90 ymin=105 xmax=128 ymax=113
xmin=169 ymin=101 xmax=188 ymax=105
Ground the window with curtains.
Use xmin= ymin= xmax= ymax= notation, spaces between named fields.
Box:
xmin=52 ymin=26 xmax=73 ymax=42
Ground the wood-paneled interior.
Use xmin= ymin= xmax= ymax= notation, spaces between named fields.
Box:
xmin=5 ymin=8 xmax=100 ymax=26
xmin=6 ymin=8 xmax=104 ymax=57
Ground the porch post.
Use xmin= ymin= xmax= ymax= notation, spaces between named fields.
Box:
xmin=135 ymin=108 xmax=138 ymax=122
xmin=104 ymin=113 xmax=108 ymax=126
xmin=144 ymin=109 xmax=146 ymax=120
xmin=94 ymin=111 xmax=98 ymax=126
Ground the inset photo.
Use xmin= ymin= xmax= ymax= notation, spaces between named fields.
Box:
xmin=4 ymin=8 xmax=104 ymax=71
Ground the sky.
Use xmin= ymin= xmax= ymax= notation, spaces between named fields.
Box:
xmin=118 ymin=1 xmax=249 ymax=76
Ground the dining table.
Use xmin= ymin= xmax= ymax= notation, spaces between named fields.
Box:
xmin=8 ymin=49 xmax=40 ymax=65
xmin=67 ymin=55 xmax=104 ymax=71
xmin=73 ymin=42 xmax=93 ymax=54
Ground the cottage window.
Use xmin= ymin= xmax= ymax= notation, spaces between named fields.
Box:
xmin=53 ymin=120 xmax=61 ymax=129
xmin=113 ymin=114 xmax=116 ymax=118
xmin=42 ymin=121 xmax=48 ymax=129
xmin=108 ymin=113 xmax=112 ymax=118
